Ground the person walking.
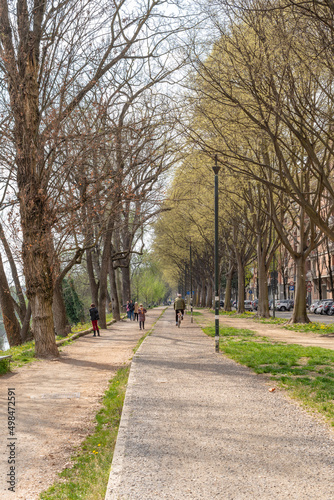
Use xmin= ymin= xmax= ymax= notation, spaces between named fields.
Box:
xmin=138 ymin=304 xmax=147 ymax=330
xmin=129 ymin=299 xmax=135 ymax=320
xmin=125 ymin=301 xmax=130 ymax=319
xmin=134 ymin=301 xmax=139 ymax=322
xmin=89 ymin=303 xmax=100 ymax=337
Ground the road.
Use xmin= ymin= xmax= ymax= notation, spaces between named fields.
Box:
xmin=264 ymin=310 xmax=334 ymax=324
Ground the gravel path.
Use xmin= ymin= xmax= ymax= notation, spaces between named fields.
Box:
xmin=105 ymin=308 xmax=334 ymax=500
xmin=0 ymin=309 xmax=162 ymax=500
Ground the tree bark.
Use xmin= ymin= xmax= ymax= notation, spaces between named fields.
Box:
xmin=0 ymin=222 xmax=27 ymax=321
xmin=206 ymin=279 xmax=213 ymax=308
xmin=99 ymin=228 xmax=113 ymax=329
xmin=52 ymin=281 xmax=71 ymax=337
xmin=0 ymin=251 xmax=22 ymax=346
xmin=257 ymin=240 xmax=270 ymax=318
xmin=122 ymin=265 xmax=131 ymax=304
xmin=20 ymin=303 xmax=32 ymax=343
xmin=19 ymin=192 xmax=59 ymax=358
xmin=86 ymin=249 xmax=99 ymax=307
xmin=199 ymin=279 xmax=205 ymax=307
xmin=109 ymin=261 xmax=120 ymax=321
xmin=224 ymin=265 xmax=234 ymax=312
xmin=290 ymin=255 xmax=310 ymax=323
xmin=237 ymin=256 xmax=245 ymax=314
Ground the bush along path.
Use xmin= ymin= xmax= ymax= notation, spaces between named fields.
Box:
xmin=0 ymin=308 xmax=164 ymax=500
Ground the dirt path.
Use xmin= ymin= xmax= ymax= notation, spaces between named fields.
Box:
xmin=195 ymin=309 xmax=334 ymax=350
xmin=0 ymin=308 xmax=163 ymax=500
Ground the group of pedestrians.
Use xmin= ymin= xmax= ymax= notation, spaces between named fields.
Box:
xmin=126 ymin=300 xmax=147 ymax=330
xmin=89 ymin=299 xmax=147 ymax=336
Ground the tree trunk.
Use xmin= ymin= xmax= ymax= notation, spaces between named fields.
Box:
xmin=116 ymin=267 xmax=123 ymax=313
xmin=290 ymin=255 xmax=309 ymax=323
xmin=122 ymin=265 xmax=131 ymax=304
xmin=224 ymin=267 xmax=234 ymax=312
xmin=206 ymin=279 xmax=213 ymax=308
xmin=0 ymin=222 xmax=27 ymax=321
xmin=52 ymin=281 xmax=71 ymax=337
xmin=86 ymin=249 xmax=99 ymax=307
xmin=0 ymin=251 xmax=22 ymax=346
xmin=257 ymin=243 xmax=270 ymax=318
xmin=20 ymin=303 xmax=32 ymax=343
xmin=237 ymin=257 xmax=245 ymax=314
xmin=200 ymin=279 xmax=206 ymax=307
xmin=99 ymin=229 xmax=112 ymax=329
xmin=19 ymin=196 xmax=59 ymax=358
xmin=109 ymin=261 xmax=120 ymax=321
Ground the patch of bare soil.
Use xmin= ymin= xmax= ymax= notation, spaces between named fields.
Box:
xmin=0 ymin=308 xmax=163 ymax=500
xmin=195 ymin=310 xmax=334 ymax=350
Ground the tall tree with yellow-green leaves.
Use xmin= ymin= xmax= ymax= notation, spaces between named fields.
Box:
xmin=184 ymin=0 xmax=330 ymax=322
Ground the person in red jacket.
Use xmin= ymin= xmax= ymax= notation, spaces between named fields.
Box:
xmin=89 ymin=303 xmax=100 ymax=337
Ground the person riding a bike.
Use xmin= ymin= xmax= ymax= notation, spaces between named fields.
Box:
xmin=174 ymin=293 xmax=186 ymax=326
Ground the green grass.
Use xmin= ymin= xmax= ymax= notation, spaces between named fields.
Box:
xmin=40 ymin=365 xmax=130 ymax=500
xmin=282 ymin=322 xmax=334 ymax=335
xmin=214 ymin=310 xmax=256 ymax=319
xmin=186 ymin=311 xmax=203 ymax=316
xmin=254 ymin=316 xmax=287 ymax=325
xmin=254 ymin=315 xmax=334 ymax=334
xmin=204 ymin=325 xmax=334 ymax=426
xmin=0 ymin=340 xmax=37 ymax=373
xmin=229 ymin=311 xmax=334 ymax=335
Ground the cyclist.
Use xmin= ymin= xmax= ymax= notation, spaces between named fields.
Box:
xmin=174 ymin=293 xmax=186 ymax=326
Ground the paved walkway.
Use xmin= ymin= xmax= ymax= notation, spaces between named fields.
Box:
xmin=105 ymin=308 xmax=334 ymax=500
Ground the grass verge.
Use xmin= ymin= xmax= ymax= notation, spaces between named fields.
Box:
xmin=253 ymin=315 xmax=334 ymax=335
xmin=40 ymin=364 xmax=130 ymax=500
xmin=212 ymin=310 xmax=256 ymax=319
xmin=204 ymin=325 xmax=334 ymax=427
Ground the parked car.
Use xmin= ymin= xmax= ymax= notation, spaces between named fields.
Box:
xmin=251 ymin=299 xmax=259 ymax=310
xmin=322 ymin=301 xmax=334 ymax=314
xmin=315 ymin=300 xmax=334 ymax=314
xmin=309 ymin=301 xmax=320 ymax=313
xmin=220 ymin=300 xmax=224 ymax=308
xmin=327 ymin=303 xmax=334 ymax=315
xmin=314 ymin=299 xmax=331 ymax=314
xmin=244 ymin=300 xmax=254 ymax=311
xmin=273 ymin=299 xmax=294 ymax=311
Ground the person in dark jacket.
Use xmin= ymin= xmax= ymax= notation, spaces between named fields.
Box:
xmin=89 ymin=303 xmax=100 ymax=336
xmin=128 ymin=300 xmax=135 ymax=320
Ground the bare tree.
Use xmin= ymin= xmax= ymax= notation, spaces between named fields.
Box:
xmin=0 ymin=0 xmax=187 ymax=357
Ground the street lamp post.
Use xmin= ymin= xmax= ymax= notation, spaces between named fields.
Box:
xmin=212 ymin=155 xmax=220 ymax=353
xmin=190 ymin=239 xmax=193 ymax=323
